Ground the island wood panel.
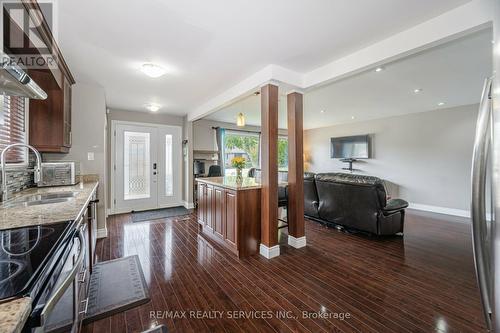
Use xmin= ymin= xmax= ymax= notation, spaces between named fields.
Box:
xmin=214 ymin=187 xmax=224 ymax=238
xmin=224 ymin=190 xmax=237 ymax=247
xmin=196 ymin=181 xmax=260 ymax=257
xmin=206 ymin=185 xmax=214 ymax=232
xmin=197 ymin=182 xmax=207 ymax=225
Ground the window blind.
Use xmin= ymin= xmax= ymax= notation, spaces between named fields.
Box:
xmin=0 ymin=96 xmax=26 ymax=163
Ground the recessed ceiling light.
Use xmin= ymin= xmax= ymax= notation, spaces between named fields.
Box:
xmin=141 ymin=63 xmax=167 ymax=78
xmin=375 ymin=67 xmax=384 ymax=72
xmin=145 ymin=103 xmax=161 ymax=112
xmin=320 ymin=110 xmax=325 ymax=113
xmin=437 ymin=102 xmax=445 ymax=106
xmin=413 ymin=88 xmax=423 ymax=94
xmin=351 ymin=116 xmax=356 ymax=120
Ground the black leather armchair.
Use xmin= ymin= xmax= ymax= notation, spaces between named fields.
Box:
xmin=305 ymin=173 xmax=407 ymax=235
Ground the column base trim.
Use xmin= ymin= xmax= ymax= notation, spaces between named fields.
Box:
xmin=259 ymin=244 xmax=280 ymax=259
xmin=288 ymin=235 xmax=306 ymax=248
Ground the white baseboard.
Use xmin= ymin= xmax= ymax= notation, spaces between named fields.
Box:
xmin=408 ymin=203 xmax=470 ymax=218
xmin=97 ymin=226 xmax=108 ymax=239
xmin=288 ymin=235 xmax=307 ymax=249
xmin=183 ymin=201 xmax=195 ymax=209
xmin=259 ymin=244 xmax=280 ymax=259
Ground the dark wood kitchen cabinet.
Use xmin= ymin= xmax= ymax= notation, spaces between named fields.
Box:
xmin=196 ymin=179 xmax=261 ymax=257
xmin=3 ymin=0 xmax=76 ymax=153
xmin=29 ymin=70 xmax=73 ymax=153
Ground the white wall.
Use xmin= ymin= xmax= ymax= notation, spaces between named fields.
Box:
xmin=303 ymin=104 xmax=478 ymax=212
xmin=44 ymin=82 xmax=108 ymax=231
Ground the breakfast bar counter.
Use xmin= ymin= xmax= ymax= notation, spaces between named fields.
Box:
xmin=196 ymin=177 xmax=262 ymax=257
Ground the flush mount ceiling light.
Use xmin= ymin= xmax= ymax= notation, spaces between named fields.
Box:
xmin=413 ymin=88 xmax=423 ymax=94
xmin=320 ymin=110 xmax=325 ymax=113
xmin=375 ymin=67 xmax=384 ymax=72
xmin=351 ymin=116 xmax=356 ymax=120
xmin=140 ymin=63 xmax=167 ymax=78
xmin=145 ymin=103 xmax=161 ymax=112
xmin=437 ymin=102 xmax=446 ymax=106
xmin=236 ymin=112 xmax=246 ymax=127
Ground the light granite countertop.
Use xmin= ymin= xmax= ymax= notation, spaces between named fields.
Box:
xmin=0 ymin=177 xmax=99 ymax=333
xmin=196 ymin=176 xmax=287 ymax=191
xmin=0 ymin=179 xmax=98 ymax=231
xmin=0 ymin=298 xmax=32 ymax=333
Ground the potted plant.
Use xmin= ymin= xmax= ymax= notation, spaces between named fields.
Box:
xmin=231 ymin=156 xmax=246 ymax=183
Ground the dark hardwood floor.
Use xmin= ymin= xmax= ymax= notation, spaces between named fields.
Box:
xmin=82 ymin=210 xmax=486 ymax=333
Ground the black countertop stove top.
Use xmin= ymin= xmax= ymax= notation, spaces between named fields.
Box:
xmin=0 ymin=221 xmax=71 ymax=301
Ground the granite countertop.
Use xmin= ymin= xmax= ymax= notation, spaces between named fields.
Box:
xmin=196 ymin=176 xmax=287 ymax=190
xmin=0 ymin=177 xmax=99 ymax=333
xmin=0 ymin=298 xmax=31 ymax=333
xmin=0 ymin=179 xmax=99 ymax=231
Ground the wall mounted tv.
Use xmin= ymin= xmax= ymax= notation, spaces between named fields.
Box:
xmin=330 ymin=135 xmax=371 ymax=159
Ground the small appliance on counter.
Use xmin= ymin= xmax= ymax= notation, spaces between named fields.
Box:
xmin=39 ymin=161 xmax=80 ymax=187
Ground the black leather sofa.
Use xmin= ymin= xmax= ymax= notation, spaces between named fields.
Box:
xmin=304 ymin=172 xmax=408 ymax=235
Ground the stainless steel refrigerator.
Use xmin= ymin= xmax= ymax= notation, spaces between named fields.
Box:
xmin=472 ymin=2 xmax=500 ymax=331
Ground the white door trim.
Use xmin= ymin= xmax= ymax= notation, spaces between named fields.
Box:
xmin=110 ymin=120 xmax=183 ymax=215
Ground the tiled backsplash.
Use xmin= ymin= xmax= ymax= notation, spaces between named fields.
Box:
xmin=0 ymin=152 xmax=36 ymax=195
xmin=1 ymin=169 xmax=34 ymax=193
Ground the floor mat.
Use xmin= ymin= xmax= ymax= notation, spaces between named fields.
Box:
xmin=84 ymin=255 xmax=150 ymax=324
xmin=132 ymin=206 xmax=190 ymax=222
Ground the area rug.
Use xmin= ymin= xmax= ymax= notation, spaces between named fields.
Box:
xmin=84 ymin=255 xmax=150 ymax=323
xmin=132 ymin=206 xmax=190 ymax=222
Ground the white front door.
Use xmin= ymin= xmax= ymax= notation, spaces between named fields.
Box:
xmin=113 ymin=122 xmax=182 ymax=213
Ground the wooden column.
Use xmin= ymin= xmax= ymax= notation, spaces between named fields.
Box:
xmin=260 ymin=83 xmax=280 ymax=258
xmin=287 ymin=92 xmax=306 ymax=248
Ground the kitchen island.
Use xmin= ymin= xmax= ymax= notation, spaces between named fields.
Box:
xmin=196 ymin=176 xmax=262 ymax=257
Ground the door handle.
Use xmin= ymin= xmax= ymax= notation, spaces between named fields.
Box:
xmin=471 ymin=77 xmax=493 ymax=331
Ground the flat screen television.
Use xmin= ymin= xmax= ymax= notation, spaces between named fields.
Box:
xmin=330 ymin=135 xmax=371 ymax=159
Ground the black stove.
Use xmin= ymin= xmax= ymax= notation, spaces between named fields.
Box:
xmin=0 ymin=222 xmax=71 ymax=301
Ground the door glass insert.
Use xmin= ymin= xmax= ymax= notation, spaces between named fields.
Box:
xmin=124 ymin=131 xmax=150 ymax=200
xmin=165 ymin=134 xmax=173 ymax=196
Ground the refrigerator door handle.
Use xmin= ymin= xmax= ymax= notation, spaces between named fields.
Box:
xmin=471 ymin=77 xmax=493 ymax=331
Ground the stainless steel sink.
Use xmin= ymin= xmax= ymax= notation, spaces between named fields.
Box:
xmin=3 ymin=191 xmax=78 ymax=208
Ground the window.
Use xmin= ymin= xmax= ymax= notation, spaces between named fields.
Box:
xmin=222 ymin=130 xmax=289 ymax=175
xmin=0 ymin=95 xmax=27 ymax=164
xmin=223 ymin=130 xmax=260 ymax=176
xmin=278 ymin=136 xmax=288 ymax=171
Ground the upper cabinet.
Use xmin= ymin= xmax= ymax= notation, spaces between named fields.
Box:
xmin=3 ymin=0 xmax=75 ymax=153
xmin=28 ymin=70 xmax=73 ymax=152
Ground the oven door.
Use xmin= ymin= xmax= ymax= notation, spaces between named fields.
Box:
xmin=34 ymin=222 xmax=87 ymax=333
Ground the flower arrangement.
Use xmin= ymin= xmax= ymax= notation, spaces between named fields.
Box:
xmin=231 ymin=156 xmax=246 ymax=169
xmin=231 ymin=157 xmax=246 ymax=182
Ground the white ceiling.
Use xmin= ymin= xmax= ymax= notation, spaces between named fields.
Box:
xmin=55 ymin=0 xmax=471 ymax=115
xmin=205 ymin=29 xmax=492 ymax=129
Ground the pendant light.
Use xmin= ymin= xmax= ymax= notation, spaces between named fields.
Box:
xmin=236 ymin=112 xmax=245 ymax=127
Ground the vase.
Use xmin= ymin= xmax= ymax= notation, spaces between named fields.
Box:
xmin=236 ymin=168 xmax=243 ymax=183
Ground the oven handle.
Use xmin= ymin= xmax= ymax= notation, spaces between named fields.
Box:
xmin=39 ymin=224 xmax=86 ymax=327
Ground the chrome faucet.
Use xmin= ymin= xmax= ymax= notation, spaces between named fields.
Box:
xmin=1 ymin=143 xmax=42 ymax=201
